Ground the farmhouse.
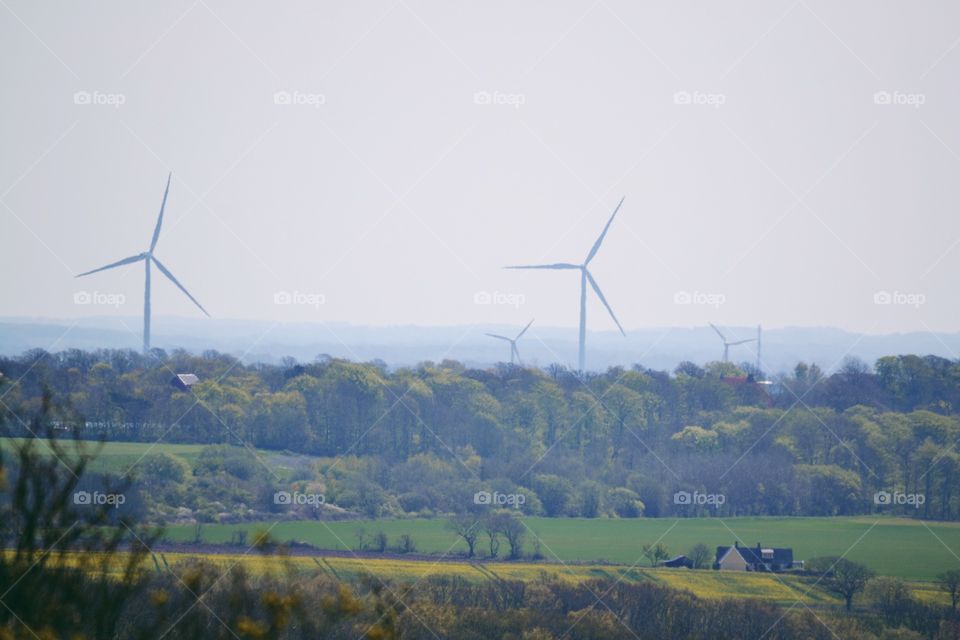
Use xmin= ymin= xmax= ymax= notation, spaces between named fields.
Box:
xmin=715 ymin=541 xmax=795 ymax=572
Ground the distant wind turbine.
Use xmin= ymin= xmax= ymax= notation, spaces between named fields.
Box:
xmin=505 ymin=198 xmax=626 ymax=372
xmin=709 ymin=323 xmax=755 ymax=363
xmin=756 ymin=324 xmax=762 ymax=375
xmin=486 ymin=319 xmax=534 ymax=365
xmin=76 ymin=173 xmax=209 ymax=353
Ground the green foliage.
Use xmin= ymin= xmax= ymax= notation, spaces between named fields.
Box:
xmin=809 ymin=557 xmax=876 ymax=610
xmin=606 ymin=487 xmax=645 ymax=517
xmin=5 ymin=349 xmax=960 ymax=525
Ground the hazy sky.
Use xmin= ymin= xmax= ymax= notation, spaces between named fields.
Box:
xmin=2 ymin=1 xmax=959 ymax=338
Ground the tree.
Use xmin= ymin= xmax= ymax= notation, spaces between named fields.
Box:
xmin=642 ymin=543 xmax=670 ymax=567
xmin=446 ymin=513 xmax=481 ymax=557
xmin=606 ymin=487 xmax=644 ymax=518
xmin=688 ymin=543 xmax=711 ymax=569
xmin=138 ymin=452 xmax=189 ymax=487
xmin=482 ymin=514 xmax=500 ymax=558
xmin=577 ymin=481 xmax=602 ymax=518
xmin=531 ymin=474 xmax=573 ymax=517
xmin=495 ymin=511 xmax=526 ymax=559
xmin=354 ymin=528 xmax=368 ymax=551
xmin=937 ymin=569 xmax=960 ymax=611
xmin=809 ymin=557 xmax=875 ymax=610
xmin=866 ymin=577 xmax=914 ymax=627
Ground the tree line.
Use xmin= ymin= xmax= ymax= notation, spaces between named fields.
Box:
xmin=2 ymin=348 xmax=960 ymax=520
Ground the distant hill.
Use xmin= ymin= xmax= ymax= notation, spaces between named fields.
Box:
xmin=1 ymin=316 xmax=958 ymax=374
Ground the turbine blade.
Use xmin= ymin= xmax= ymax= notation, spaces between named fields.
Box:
xmin=515 ymin=319 xmax=534 ymax=340
xmin=485 ymin=333 xmax=511 ymax=342
xmin=75 ymin=253 xmax=145 ymax=277
xmin=584 ymin=197 xmax=625 ymax=265
xmin=504 ymin=263 xmax=580 ymax=270
xmin=728 ymin=338 xmax=756 ymax=346
xmin=585 ymin=270 xmax=625 ymax=336
xmin=151 ymin=256 xmax=209 ymax=316
xmin=150 ymin=173 xmax=172 ymax=253
xmin=708 ymin=323 xmax=727 ymax=341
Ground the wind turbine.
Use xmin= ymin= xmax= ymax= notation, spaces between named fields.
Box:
xmin=756 ymin=324 xmax=762 ymax=375
xmin=709 ymin=323 xmax=755 ymax=363
xmin=505 ymin=198 xmax=626 ymax=372
xmin=76 ymin=173 xmax=209 ymax=353
xmin=485 ymin=319 xmax=534 ymax=365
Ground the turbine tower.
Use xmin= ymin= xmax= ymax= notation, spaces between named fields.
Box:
xmin=709 ymin=323 xmax=755 ymax=363
xmin=485 ymin=319 xmax=534 ymax=365
xmin=76 ymin=173 xmax=209 ymax=353
xmin=756 ymin=324 xmax=762 ymax=375
xmin=505 ymin=198 xmax=626 ymax=372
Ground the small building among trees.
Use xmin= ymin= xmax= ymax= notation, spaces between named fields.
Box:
xmin=171 ymin=373 xmax=199 ymax=391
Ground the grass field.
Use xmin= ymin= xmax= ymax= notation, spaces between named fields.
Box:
xmin=165 ymin=516 xmax=960 ymax=582
xmin=0 ymin=437 xmax=303 ymax=477
xmin=5 ymin=438 xmax=959 ymax=583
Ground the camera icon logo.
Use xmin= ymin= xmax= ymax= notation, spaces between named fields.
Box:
xmin=274 ymin=491 xmax=292 ymax=505
xmin=673 ymin=491 xmax=692 ymax=505
xmin=874 ymin=491 xmax=892 ymax=505
xmin=73 ymin=90 xmax=91 ymax=105
xmin=473 ymin=491 xmax=492 ymax=505
xmin=673 ymin=91 xmax=692 ymax=105
xmin=673 ymin=290 xmax=692 ymax=305
xmin=74 ymin=291 xmax=92 ymax=305
xmin=273 ymin=91 xmax=292 ymax=105
xmin=873 ymin=91 xmax=892 ymax=105
xmin=473 ymin=291 xmax=492 ymax=305
xmin=73 ymin=491 xmax=92 ymax=505
xmin=873 ymin=290 xmax=892 ymax=305
xmin=274 ymin=291 xmax=292 ymax=305
xmin=473 ymin=91 xmax=492 ymax=105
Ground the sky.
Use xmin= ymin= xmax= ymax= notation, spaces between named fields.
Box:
xmin=2 ymin=1 xmax=960 ymax=339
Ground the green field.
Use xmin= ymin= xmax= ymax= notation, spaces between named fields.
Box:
xmin=0 ymin=437 xmax=303 ymax=477
xmin=166 ymin=516 xmax=960 ymax=582
xmin=5 ymin=438 xmax=959 ymax=583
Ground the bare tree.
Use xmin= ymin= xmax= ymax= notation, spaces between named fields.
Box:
xmin=446 ymin=513 xmax=481 ymax=557
xmin=688 ymin=543 xmax=711 ymax=569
